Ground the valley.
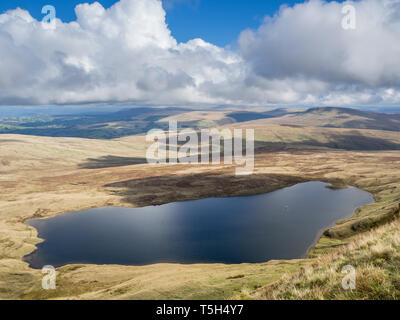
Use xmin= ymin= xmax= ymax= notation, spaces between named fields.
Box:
xmin=0 ymin=106 xmax=400 ymax=299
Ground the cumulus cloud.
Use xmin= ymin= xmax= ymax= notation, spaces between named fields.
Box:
xmin=237 ymin=0 xmax=400 ymax=105
xmin=0 ymin=0 xmax=399 ymax=106
xmin=0 ymin=0 xmax=241 ymax=105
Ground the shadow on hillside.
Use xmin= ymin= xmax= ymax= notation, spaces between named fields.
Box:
xmin=301 ymin=133 xmax=400 ymax=151
xmin=325 ymin=133 xmax=400 ymax=150
xmin=0 ymin=139 xmax=21 ymax=143
xmin=79 ymin=155 xmax=149 ymax=169
xmin=79 ymin=131 xmax=400 ymax=169
xmin=104 ymin=172 xmax=329 ymax=207
xmin=254 ymin=132 xmax=400 ymax=152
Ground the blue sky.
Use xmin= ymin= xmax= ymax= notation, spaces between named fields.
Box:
xmin=0 ymin=0 xmax=336 ymax=46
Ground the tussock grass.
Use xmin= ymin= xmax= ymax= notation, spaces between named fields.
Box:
xmin=250 ymin=217 xmax=400 ymax=300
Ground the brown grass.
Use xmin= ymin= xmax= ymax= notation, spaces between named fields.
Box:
xmin=1 ymin=123 xmax=400 ymax=299
xmin=250 ymin=216 xmax=400 ymax=300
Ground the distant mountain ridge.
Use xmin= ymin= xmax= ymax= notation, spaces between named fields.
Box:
xmin=1 ymin=106 xmax=400 ymax=139
xmin=253 ymin=107 xmax=400 ymax=132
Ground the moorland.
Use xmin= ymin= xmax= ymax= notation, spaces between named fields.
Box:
xmin=0 ymin=106 xmax=399 ymax=299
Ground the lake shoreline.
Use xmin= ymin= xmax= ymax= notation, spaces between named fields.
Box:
xmin=24 ymin=181 xmax=374 ymax=270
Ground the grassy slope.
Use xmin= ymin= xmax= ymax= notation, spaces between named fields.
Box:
xmin=1 ymin=121 xmax=400 ymax=299
xmin=251 ymin=215 xmax=400 ymax=300
xmin=253 ymin=107 xmax=400 ymax=132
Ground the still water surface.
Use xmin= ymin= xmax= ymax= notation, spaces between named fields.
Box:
xmin=24 ymin=182 xmax=374 ymax=269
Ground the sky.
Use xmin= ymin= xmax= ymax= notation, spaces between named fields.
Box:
xmin=0 ymin=0 xmax=318 ymax=46
xmin=0 ymin=0 xmax=399 ymax=107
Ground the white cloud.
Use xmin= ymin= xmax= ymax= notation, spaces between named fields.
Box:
xmin=0 ymin=0 xmax=399 ymax=106
xmin=0 ymin=0 xmax=241 ymax=105
xmin=237 ymin=0 xmax=400 ymax=106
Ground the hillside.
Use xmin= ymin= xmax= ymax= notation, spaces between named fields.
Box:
xmin=1 ymin=123 xmax=400 ymax=299
xmin=254 ymin=107 xmax=400 ymax=131
xmin=1 ymin=107 xmax=400 ymax=139
xmin=250 ymin=215 xmax=400 ymax=300
xmin=0 ymin=107 xmax=186 ymax=139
